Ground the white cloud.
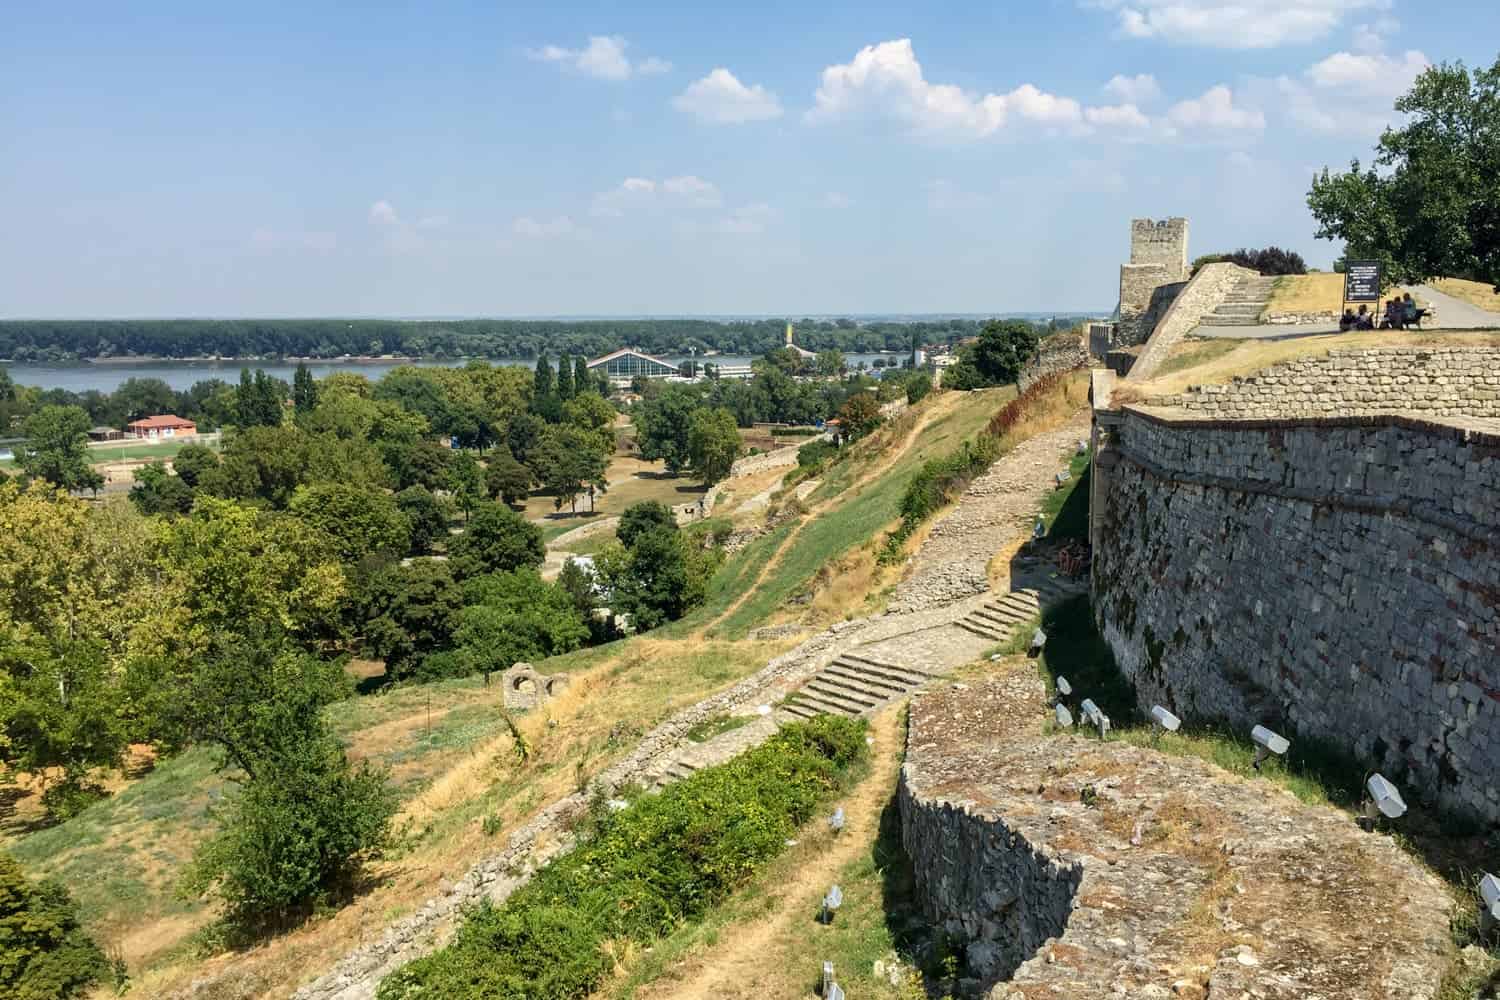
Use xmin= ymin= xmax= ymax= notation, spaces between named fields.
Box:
xmin=1088 ymin=0 xmax=1387 ymax=49
xmin=529 ymin=35 xmax=669 ymax=81
xmin=1085 ymin=103 xmax=1150 ymax=128
xmin=1167 ymin=85 xmax=1266 ymax=131
xmin=672 ymin=69 xmax=783 ymax=124
xmin=662 ymin=175 xmax=722 ymax=206
xmin=1103 ymin=73 xmax=1161 ymax=104
xmin=591 ymin=175 xmax=723 ymax=216
xmin=716 ymin=203 xmax=773 ymax=235
xmin=806 ymin=39 xmax=1121 ymax=139
xmin=513 ymin=215 xmax=580 ymax=238
xmin=368 ymin=200 xmax=398 ymax=225
xmin=824 ymin=192 xmax=854 ymax=209
xmin=1305 ymin=48 xmax=1427 ymax=98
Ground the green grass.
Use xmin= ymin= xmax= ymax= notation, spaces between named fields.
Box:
xmin=683 ymin=713 xmax=756 ymax=744
xmin=0 ymin=437 xmax=219 ymax=470
xmin=1152 ymin=338 xmax=1241 ymax=376
xmin=1039 ymin=449 xmax=1090 ymax=542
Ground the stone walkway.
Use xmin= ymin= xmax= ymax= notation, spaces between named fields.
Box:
xmin=1187 ymin=282 xmax=1500 ymax=339
xmin=887 ymin=417 xmax=1091 ymax=613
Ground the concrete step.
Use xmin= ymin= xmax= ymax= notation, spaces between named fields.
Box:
xmin=1213 ymin=302 xmax=1266 ymax=316
xmin=956 ymin=619 xmax=1008 ymax=642
xmin=802 ymin=681 xmax=882 ymax=714
xmin=1197 ymin=315 xmax=1262 ymax=328
xmin=821 ymin=663 xmax=911 ymax=695
xmin=836 ymin=654 xmax=933 ymax=685
xmin=994 ymin=593 xmax=1041 ymax=612
xmin=978 ymin=604 xmax=1033 ymax=625
xmin=779 ymin=701 xmax=822 ymax=721
xmin=1234 ymin=277 xmax=1278 ymax=289
xmin=787 ymin=691 xmax=861 ymax=717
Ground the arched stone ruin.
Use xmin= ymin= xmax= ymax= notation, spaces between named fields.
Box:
xmin=502 ymin=662 xmax=570 ymax=711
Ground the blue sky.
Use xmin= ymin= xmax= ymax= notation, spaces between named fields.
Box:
xmin=3 ymin=1 xmax=1497 ymax=318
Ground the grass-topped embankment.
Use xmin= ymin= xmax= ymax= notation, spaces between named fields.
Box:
xmin=375 ymin=715 xmax=869 ymax=1000
xmin=1432 ymin=277 xmax=1500 ymax=314
xmin=1033 ymin=595 xmax=1500 ymax=998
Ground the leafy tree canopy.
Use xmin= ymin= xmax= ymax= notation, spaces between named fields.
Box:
xmin=449 ymin=502 xmax=545 ymax=577
xmin=19 ymin=405 xmax=103 ymax=494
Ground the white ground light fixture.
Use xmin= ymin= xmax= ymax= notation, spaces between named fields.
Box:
xmin=1055 ymin=703 xmax=1073 ymax=728
xmin=1364 ymin=773 xmax=1407 ymax=820
xmin=1080 ymin=698 xmax=1110 ymax=738
xmin=1055 ymin=675 xmax=1072 ymax=698
xmin=821 ymin=884 xmax=843 ymax=923
xmin=1150 ymin=705 xmax=1180 ymax=743
xmin=829 ymin=806 xmax=845 ymax=834
xmin=1250 ymin=725 xmax=1289 ymax=771
xmin=1480 ymin=873 xmax=1500 ymax=932
xmin=1029 ymin=628 xmax=1047 ymax=657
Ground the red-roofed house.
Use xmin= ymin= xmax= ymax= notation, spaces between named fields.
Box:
xmin=126 ymin=415 xmax=197 ymax=439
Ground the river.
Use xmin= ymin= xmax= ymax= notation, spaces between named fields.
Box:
xmin=2 ymin=353 xmax=904 ymax=393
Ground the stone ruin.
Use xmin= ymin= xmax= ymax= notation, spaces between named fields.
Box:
xmin=1113 ymin=216 xmax=1190 ymax=349
xmin=501 ymin=662 xmax=570 ymax=711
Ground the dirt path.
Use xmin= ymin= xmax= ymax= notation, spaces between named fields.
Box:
xmin=631 ymin=707 xmax=904 ymax=1000
xmin=697 ymin=396 xmax=954 ymax=636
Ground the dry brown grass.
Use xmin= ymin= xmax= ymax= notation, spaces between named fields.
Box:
xmin=1432 ymin=277 xmax=1500 ymax=313
xmin=1124 ymin=329 xmax=1500 ymax=399
xmin=1263 ymin=272 xmax=1346 ymax=315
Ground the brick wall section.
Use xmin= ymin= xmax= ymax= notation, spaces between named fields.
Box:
xmin=1093 ymin=407 xmax=1500 ymax=823
xmin=1148 ymin=346 xmax=1500 ymax=418
xmin=1127 ymin=262 xmax=1256 ymax=380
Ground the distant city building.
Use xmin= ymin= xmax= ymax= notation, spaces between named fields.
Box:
xmin=89 ymin=426 xmax=123 ymax=442
xmin=586 ymin=348 xmax=681 ymax=388
xmin=126 ymin=415 xmax=196 ymax=439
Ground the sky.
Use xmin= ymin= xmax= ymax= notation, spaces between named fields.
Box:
xmin=3 ymin=1 xmax=1497 ymax=318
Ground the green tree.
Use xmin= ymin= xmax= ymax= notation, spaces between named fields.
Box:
xmin=129 ymin=461 xmax=195 ymax=516
xmin=595 ymin=528 xmax=717 ymax=631
xmin=178 ymin=638 xmax=394 ymax=931
xmin=905 ymin=371 xmax=933 ymax=405
xmin=113 ymin=376 xmax=177 ymax=423
xmin=561 ymin=391 xmax=616 ymax=447
xmin=533 ymin=353 xmax=555 ymax=404
xmin=395 ymin=486 xmax=448 ymax=556
xmin=1308 ymin=56 xmax=1500 ymax=289
xmin=573 ymin=356 xmax=592 ymax=396
xmin=18 ymin=406 xmax=103 ymax=494
xmin=288 ymin=483 xmax=410 ymax=565
xmin=293 ymin=362 xmax=319 ymax=416
xmin=635 ymin=385 xmax=701 ymax=473
xmin=971 ymin=320 xmax=1039 ymax=386
xmin=557 ymin=557 xmax=615 ymax=644
xmin=362 ymin=561 xmax=464 ymax=677
xmin=171 ymin=442 xmax=219 ymax=488
xmin=236 ymin=369 xmax=284 ymax=428
xmin=485 ymin=449 xmax=534 ymax=507
xmin=837 ymin=391 xmax=882 ymax=440
xmin=386 ymin=438 xmax=451 ymax=492
xmin=686 ymin=406 xmax=742 ymax=485
xmin=449 ymin=502 xmax=545 ymax=577
xmin=533 ymin=426 xmax=609 ymax=513
xmin=815 ymin=349 xmax=845 ymax=377
xmin=454 ymin=570 xmax=588 ymax=682
xmin=556 ymin=353 xmax=575 ymax=400
xmin=617 ymin=500 xmax=676 ymax=547
xmin=446 ymin=451 xmax=486 ymax=522
xmin=0 ymin=852 xmax=114 ymax=1000
xmin=506 ymin=411 xmax=547 ymax=469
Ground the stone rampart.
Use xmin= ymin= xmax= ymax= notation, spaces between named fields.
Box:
xmin=1148 ymin=345 xmax=1500 ymax=418
xmin=1093 ymin=406 xmax=1500 ymax=823
xmin=1017 ymin=330 xmax=1090 ymax=392
xmin=1127 ymin=262 xmax=1256 ymax=380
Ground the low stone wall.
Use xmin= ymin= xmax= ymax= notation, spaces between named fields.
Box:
xmin=1128 ymin=262 xmax=1256 ymax=380
xmin=900 ymin=668 xmax=1454 ymax=998
xmin=1094 ymin=407 xmax=1500 ymax=823
xmin=1017 ymin=332 xmax=1090 ymax=392
xmin=1148 ymin=346 xmax=1500 ymax=419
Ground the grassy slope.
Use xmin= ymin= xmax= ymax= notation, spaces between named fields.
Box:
xmin=1431 ymin=277 xmax=1500 ymax=314
xmin=707 ymin=389 xmax=1012 ymax=639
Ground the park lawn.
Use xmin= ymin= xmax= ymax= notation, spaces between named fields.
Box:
xmin=0 ymin=437 xmax=217 ymax=470
xmin=520 ymin=455 xmax=706 ymax=532
xmin=1432 ymin=277 xmax=1500 ymax=314
xmin=8 ymin=636 xmax=785 ymax=998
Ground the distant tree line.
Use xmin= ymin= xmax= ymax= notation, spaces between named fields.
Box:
xmin=0 ymin=315 xmax=1092 ymax=363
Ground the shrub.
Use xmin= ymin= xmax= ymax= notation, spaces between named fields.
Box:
xmin=0 ymin=852 xmax=116 ymax=1000
xmin=797 ymin=438 xmax=838 ymax=469
xmin=375 ymin=716 xmax=867 ymax=1000
xmin=395 ymin=486 xmax=448 ymax=556
xmin=1196 ymin=247 xmax=1307 ymax=276
xmin=363 ymin=560 xmax=464 ymax=678
xmin=616 ymin=501 xmax=675 ymax=548
xmin=905 ymin=371 xmax=933 ymax=405
xmin=449 ymin=502 xmax=544 ymax=577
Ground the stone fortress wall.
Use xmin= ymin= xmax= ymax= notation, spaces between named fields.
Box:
xmin=1145 ymin=345 xmax=1500 ymax=418
xmin=1091 ymin=350 xmax=1500 ymax=822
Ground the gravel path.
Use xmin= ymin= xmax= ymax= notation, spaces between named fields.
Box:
xmin=887 ymin=416 xmax=1090 ymax=614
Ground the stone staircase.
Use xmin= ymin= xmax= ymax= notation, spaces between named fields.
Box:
xmin=1198 ymin=275 xmax=1277 ymax=327
xmin=954 ymin=575 xmax=1085 ymax=642
xmin=779 ymin=653 xmax=937 ymax=720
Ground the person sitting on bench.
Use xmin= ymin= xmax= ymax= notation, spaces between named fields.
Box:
xmin=1340 ymin=307 xmax=1358 ymax=332
xmin=1403 ymin=293 xmax=1427 ymax=328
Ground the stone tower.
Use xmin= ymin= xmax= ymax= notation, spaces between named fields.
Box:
xmin=1117 ymin=217 xmax=1189 ymax=346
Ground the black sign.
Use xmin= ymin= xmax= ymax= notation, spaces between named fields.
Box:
xmin=1344 ymin=260 xmax=1381 ymax=302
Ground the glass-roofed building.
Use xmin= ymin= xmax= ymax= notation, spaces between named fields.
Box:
xmin=587 ymin=348 xmax=681 ymax=387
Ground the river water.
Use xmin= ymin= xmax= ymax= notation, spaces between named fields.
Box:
xmin=3 ymin=353 xmax=903 ymax=393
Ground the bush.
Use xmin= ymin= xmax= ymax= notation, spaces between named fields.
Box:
xmin=905 ymin=371 xmax=933 ymax=405
xmin=879 ymin=434 xmax=1002 ymax=564
xmin=1196 ymin=247 xmax=1307 ymax=276
xmin=449 ymin=502 xmax=544 ymax=577
xmin=0 ymin=852 xmax=117 ymax=1000
xmin=616 ymin=500 xmax=675 ymax=548
xmin=797 ymin=438 xmax=838 ymax=468
xmin=375 ymin=716 xmax=867 ymax=1000
xmin=395 ymin=486 xmax=448 ymax=556
xmin=363 ymin=561 xmax=465 ymax=678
